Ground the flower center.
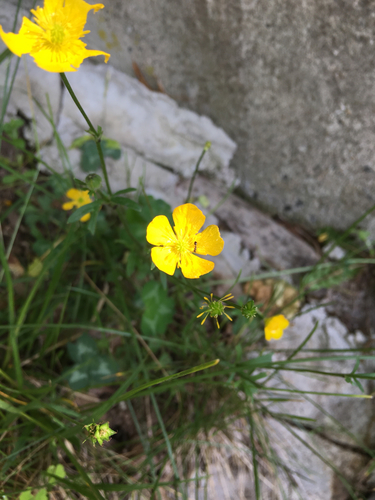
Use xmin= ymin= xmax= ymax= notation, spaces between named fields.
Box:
xmin=78 ymin=197 xmax=84 ymax=204
xmin=175 ymin=239 xmax=190 ymax=255
xmin=50 ymin=23 xmax=65 ymax=46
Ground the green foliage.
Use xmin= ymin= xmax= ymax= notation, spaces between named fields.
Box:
xmin=73 ymin=137 xmax=122 ymax=172
xmin=66 ymin=333 xmax=119 ymax=390
xmin=141 ymin=280 xmax=175 ymax=337
xmin=301 ymin=261 xmax=358 ymax=291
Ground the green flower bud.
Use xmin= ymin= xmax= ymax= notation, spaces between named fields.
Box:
xmin=85 ymin=173 xmax=102 ymax=192
xmin=241 ymin=300 xmax=258 ymax=320
xmin=83 ymin=421 xmax=116 ymax=446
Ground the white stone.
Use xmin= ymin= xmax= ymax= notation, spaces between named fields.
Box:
xmin=322 ymin=243 xmax=346 ymax=260
xmin=267 ymin=305 xmax=374 ymax=444
xmin=355 ymin=330 xmax=367 ymax=345
xmin=61 ymin=63 xmax=237 ymax=185
xmin=265 ymin=418 xmax=366 ymax=500
xmin=214 ymin=231 xmax=261 ymax=280
xmin=0 ymin=57 xmax=61 ymax=146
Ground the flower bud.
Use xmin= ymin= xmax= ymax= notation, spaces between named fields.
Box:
xmin=83 ymin=421 xmax=116 ymax=446
xmin=241 ymin=300 xmax=258 ymax=320
xmin=85 ymin=173 xmax=102 ymax=192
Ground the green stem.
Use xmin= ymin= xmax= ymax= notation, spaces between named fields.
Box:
xmin=185 ymin=141 xmax=211 ymax=203
xmin=60 ymin=72 xmax=112 ymax=195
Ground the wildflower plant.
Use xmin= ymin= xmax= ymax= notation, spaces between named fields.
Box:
xmin=1 ymin=2 xmax=375 ymax=499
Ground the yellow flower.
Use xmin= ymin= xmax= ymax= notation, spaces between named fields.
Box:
xmin=146 ymin=203 xmax=224 ymax=279
xmin=62 ymin=188 xmax=92 ymax=222
xmin=264 ymin=314 xmax=289 ymax=341
xmin=0 ymin=0 xmax=110 ymax=73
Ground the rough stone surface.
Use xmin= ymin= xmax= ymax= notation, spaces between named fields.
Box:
xmin=6 ymin=0 xmax=375 ymax=234
xmin=265 ymin=418 xmax=367 ymax=500
xmin=269 ymin=305 xmax=375 ymax=446
xmin=62 ymin=63 xmax=237 ymax=184
xmin=171 ymin=177 xmax=320 ymax=271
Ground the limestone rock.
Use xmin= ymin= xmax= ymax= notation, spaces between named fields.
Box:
xmin=265 ymin=418 xmax=366 ymax=500
xmin=268 ymin=305 xmax=375 ymax=445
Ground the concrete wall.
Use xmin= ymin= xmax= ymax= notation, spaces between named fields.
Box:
xmin=5 ymin=0 xmax=375 ymax=233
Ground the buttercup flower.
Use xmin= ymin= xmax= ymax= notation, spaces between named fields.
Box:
xmin=62 ymin=188 xmax=92 ymax=222
xmin=0 ymin=0 xmax=110 ymax=73
xmin=146 ymin=203 xmax=224 ymax=279
xmin=197 ymin=293 xmax=234 ymax=328
xmin=264 ymin=314 xmax=290 ymax=341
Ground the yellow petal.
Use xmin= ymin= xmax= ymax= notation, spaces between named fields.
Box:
xmin=62 ymin=201 xmax=75 ymax=211
xmin=31 ymin=42 xmax=110 ymax=73
xmin=0 ymin=19 xmax=36 ymax=57
xmin=172 ymin=204 xmax=205 ymax=241
xmin=180 ymin=252 xmax=214 ymax=279
xmin=146 ymin=215 xmax=177 ymax=246
xmin=63 ymin=0 xmax=104 ymax=25
xmin=151 ymin=247 xmax=178 ymax=276
xmin=66 ymin=188 xmax=82 ymax=200
xmin=195 ymin=225 xmax=224 ymax=256
xmin=80 ymin=212 xmax=91 ymax=222
xmin=265 ymin=315 xmax=290 ymax=331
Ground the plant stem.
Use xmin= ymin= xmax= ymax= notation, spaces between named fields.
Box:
xmin=185 ymin=141 xmax=211 ymax=203
xmin=60 ymin=72 xmax=112 ymax=195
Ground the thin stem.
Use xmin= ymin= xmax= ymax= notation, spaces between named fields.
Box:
xmin=185 ymin=141 xmax=211 ymax=203
xmin=60 ymin=72 xmax=112 ymax=195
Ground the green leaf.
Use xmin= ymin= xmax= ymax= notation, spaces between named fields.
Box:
xmin=111 ymin=196 xmax=140 ymax=211
xmin=66 ymin=334 xmax=119 ymax=389
xmin=79 ymin=138 xmax=122 ymax=172
xmin=19 ymin=491 xmax=34 ymax=500
xmin=87 ymin=204 xmax=100 ymax=235
xmin=67 ymin=333 xmax=98 ymax=363
xmin=70 ymin=134 xmax=92 ymax=149
xmin=80 ymin=140 xmax=100 ymax=172
xmin=0 ymin=47 xmax=11 ymax=65
xmin=33 ymin=490 xmax=47 ymax=500
xmin=141 ymin=281 xmax=175 ymax=337
xmin=114 ymin=188 xmax=137 ymax=196
xmin=67 ymin=201 xmax=101 ymax=224
xmin=47 ymin=464 xmax=66 ymax=485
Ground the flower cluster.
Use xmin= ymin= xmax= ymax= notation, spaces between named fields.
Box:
xmin=0 ymin=0 xmax=110 ymax=73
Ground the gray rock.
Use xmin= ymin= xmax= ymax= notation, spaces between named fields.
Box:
xmin=265 ymin=418 xmax=366 ymax=500
xmin=268 ymin=305 xmax=375 ymax=446
xmin=6 ymin=0 xmax=375 ymax=233
xmin=171 ymin=177 xmax=320 ymax=271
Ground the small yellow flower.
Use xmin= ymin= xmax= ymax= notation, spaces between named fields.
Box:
xmin=197 ymin=293 xmax=234 ymax=328
xmin=264 ymin=314 xmax=289 ymax=341
xmin=62 ymin=188 xmax=92 ymax=222
xmin=146 ymin=203 xmax=224 ymax=279
xmin=0 ymin=0 xmax=110 ymax=73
